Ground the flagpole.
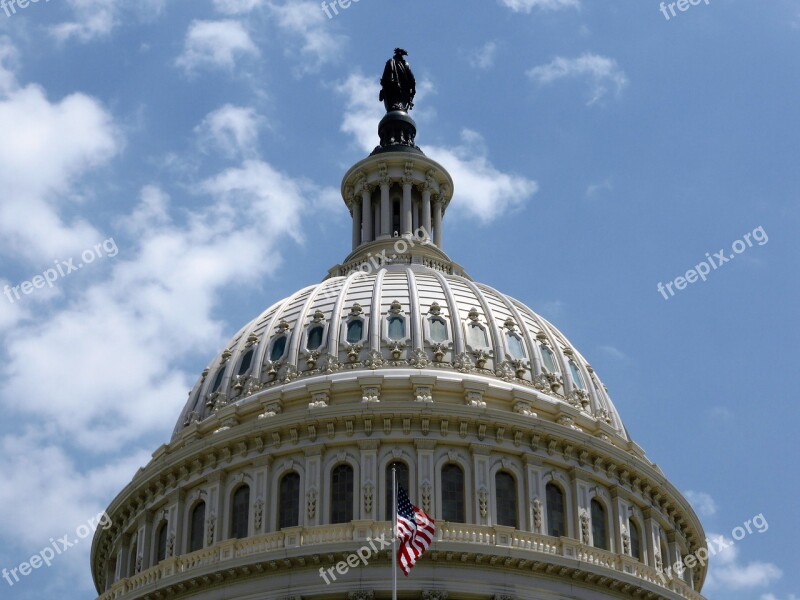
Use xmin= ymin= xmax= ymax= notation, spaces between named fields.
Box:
xmin=392 ymin=466 xmax=397 ymax=600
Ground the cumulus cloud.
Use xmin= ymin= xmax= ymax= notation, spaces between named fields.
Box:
xmin=176 ymin=20 xmax=260 ymax=73
xmin=684 ymin=491 xmax=718 ymax=518
xmin=196 ymin=104 xmax=265 ymax=159
xmin=213 ymin=0 xmax=265 ymax=14
xmin=335 ymin=73 xmax=537 ymax=224
xmin=469 ymin=42 xmax=499 ymax=71
xmin=267 ymin=1 xmax=346 ymax=73
xmin=0 ymin=41 xmax=120 ymax=263
xmin=527 ymin=53 xmax=628 ymax=105
xmin=704 ymin=532 xmax=782 ymax=590
xmin=761 ymin=595 xmax=799 ymax=600
xmin=50 ymin=0 xmax=166 ymax=43
xmin=499 ymin=0 xmax=580 ymax=12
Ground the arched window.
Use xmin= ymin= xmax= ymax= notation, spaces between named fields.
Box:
xmin=330 ymin=464 xmax=354 ymax=524
xmin=441 ymin=464 xmax=465 ymax=522
xmin=156 ymin=521 xmax=168 ymax=563
xmin=279 ymin=472 xmax=301 ymax=529
xmin=128 ymin=541 xmax=138 ymax=577
xmin=270 ymin=336 xmax=287 ymax=361
xmin=230 ymin=485 xmax=250 ymax=539
xmin=210 ymin=368 xmax=225 ymax=393
xmin=546 ymin=483 xmax=565 ymax=537
xmin=466 ymin=323 xmax=488 ymax=348
xmin=189 ymin=501 xmax=206 ymax=553
xmin=430 ymin=318 xmax=448 ymax=342
xmin=385 ymin=461 xmax=410 ymax=520
xmin=591 ymin=499 xmax=608 ymax=550
xmin=569 ymin=361 xmax=586 ymax=390
xmin=629 ymin=519 xmax=642 ymax=561
xmin=387 ymin=316 xmax=405 ymax=340
xmin=346 ymin=320 xmax=363 ymax=344
xmin=540 ymin=344 xmax=558 ymax=373
xmin=307 ymin=326 xmax=324 ymax=350
xmin=506 ymin=333 xmax=525 ymax=359
xmin=495 ymin=471 xmax=518 ymax=528
xmin=237 ymin=349 xmax=254 ymax=376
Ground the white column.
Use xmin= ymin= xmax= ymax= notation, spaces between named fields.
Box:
xmin=402 ymin=182 xmax=413 ymax=236
xmin=351 ymin=200 xmax=362 ymax=250
xmin=361 ymin=188 xmax=373 ymax=243
xmin=433 ymin=196 xmax=443 ymax=247
xmin=422 ymin=189 xmax=432 ymax=240
xmin=380 ymin=182 xmax=391 ymax=238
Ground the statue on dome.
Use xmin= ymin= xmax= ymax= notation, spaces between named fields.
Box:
xmin=379 ymin=48 xmax=416 ymax=112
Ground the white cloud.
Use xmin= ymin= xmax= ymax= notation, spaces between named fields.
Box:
xmin=469 ymin=42 xmax=499 ymax=71
xmin=50 ymin=0 xmax=166 ymax=43
xmin=586 ymin=178 xmax=613 ymax=198
xmin=528 ymin=53 xmax=628 ymax=105
xmin=213 ymin=0 xmax=265 ymax=14
xmin=267 ymin=1 xmax=346 ymax=72
xmin=176 ymin=20 xmax=260 ymax=73
xmin=761 ymin=594 xmax=799 ymax=600
xmin=336 ymin=73 xmax=537 ymax=223
xmin=704 ymin=532 xmax=782 ymax=590
xmin=196 ymin=104 xmax=264 ymax=159
xmin=0 ymin=43 xmax=120 ymax=263
xmin=684 ymin=490 xmax=717 ymax=517
xmin=499 ymin=0 xmax=579 ymax=12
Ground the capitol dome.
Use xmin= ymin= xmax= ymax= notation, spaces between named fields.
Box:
xmin=91 ymin=55 xmax=708 ymax=600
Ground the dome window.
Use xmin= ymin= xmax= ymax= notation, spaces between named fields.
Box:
xmin=506 ymin=333 xmax=525 ymax=359
xmin=385 ymin=461 xmax=410 ymax=520
xmin=591 ymin=499 xmax=609 ymax=550
xmin=495 ymin=471 xmax=518 ymax=528
xmin=387 ymin=316 xmax=405 ymax=341
xmin=189 ymin=501 xmax=206 ymax=553
xmin=230 ymin=485 xmax=250 ymax=540
xmin=441 ymin=463 xmax=465 ymax=523
xmin=156 ymin=521 xmax=168 ymax=564
xmin=569 ymin=360 xmax=586 ymax=390
xmin=430 ymin=318 xmax=448 ymax=342
xmin=237 ymin=349 xmax=254 ymax=376
xmin=270 ymin=336 xmax=288 ymax=362
xmin=307 ymin=325 xmax=324 ymax=351
xmin=330 ymin=464 xmax=354 ymax=524
xmin=210 ymin=367 xmax=226 ymax=393
xmin=279 ymin=472 xmax=301 ymax=529
xmin=346 ymin=320 xmax=363 ymax=344
xmin=540 ymin=344 xmax=558 ymax=373
xmin=466 ymin=323 xmax=488 ymax=348
xmin=546 ymin=483 xmax=566 ymax=537
xmin=629 ymin=519 xmax=642 ymax=561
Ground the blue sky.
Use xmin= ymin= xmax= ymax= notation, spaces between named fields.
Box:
xmin=0 ymin=0 xmax=797 ymax=598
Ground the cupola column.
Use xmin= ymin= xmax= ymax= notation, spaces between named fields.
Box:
xmin=422 ymin=188 xmax=432 ymax=239
xmin=402 ymin=181 xmax=413 ymax=236
xmin=380 ymin=181 xmax=391 ymax=238
xmin=433 ymin=195 xmax=444 ymax=247
xmin=361 ymin=187 xmax=373 ymax=244
xmin=351 ymin=200 xmax=362 ymax=251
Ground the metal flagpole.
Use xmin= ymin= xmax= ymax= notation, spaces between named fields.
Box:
xmin=392 ymin=466 xmax=397 ymax=600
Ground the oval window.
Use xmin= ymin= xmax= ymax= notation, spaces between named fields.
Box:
xmin=307 ymin=326 xmax=324 ymax=350
xmin=238 ymin=349 xmax=254 ymax=376
xmin=388 ymin=316 xmax=404 ymax=340
xmin=270 ymin=336 xmax=287 ymax=361
xmin=430 ymin=318 xmax=447 ymax=342
xmin=507 ymin=333 xmax=525 ymax=359
xmin=540 ymin=344 xmax=557 ymax=373
xmin=346 ymin=320 xmax=363 ymax=344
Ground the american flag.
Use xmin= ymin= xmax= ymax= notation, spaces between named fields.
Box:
xmin=395 ymin=486 xmax=436 ymax=576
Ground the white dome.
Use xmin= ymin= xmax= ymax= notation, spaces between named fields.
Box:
xmin=174 ymin=262 xmax=628 ymax=441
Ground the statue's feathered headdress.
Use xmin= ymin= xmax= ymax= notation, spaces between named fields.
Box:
xmin=394 ymin=48 xmax=408 ymax=57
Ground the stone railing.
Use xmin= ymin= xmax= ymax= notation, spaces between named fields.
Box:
xmin=98 ymin=522 xmax=703 ymax=600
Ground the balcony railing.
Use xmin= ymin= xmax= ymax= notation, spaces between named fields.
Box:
xmin=98 ymin=522 xmax=703 ymax=600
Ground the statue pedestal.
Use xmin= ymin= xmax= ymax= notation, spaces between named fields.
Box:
xmin=372 ymin=111 xmax=422 ymax=155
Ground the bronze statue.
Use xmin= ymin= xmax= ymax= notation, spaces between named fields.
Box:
xmin=379 ymin=48 xmax=416 ymax=112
